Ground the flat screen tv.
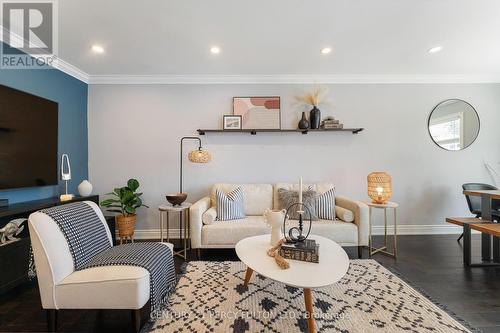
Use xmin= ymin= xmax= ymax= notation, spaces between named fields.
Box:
xmin=0 ymin=84 xmax=58 ymax=190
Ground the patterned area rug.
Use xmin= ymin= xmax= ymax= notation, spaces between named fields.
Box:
xmin=146 ymin=260 xmax=473 ymax=333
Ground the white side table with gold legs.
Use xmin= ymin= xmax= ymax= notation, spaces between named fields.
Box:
xmin=158 ymin=202 xmax=192 ymax=259
xmin=366 ymin=201 xmax=398 ymax=259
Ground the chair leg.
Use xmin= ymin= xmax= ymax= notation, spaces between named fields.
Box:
xmin=131 ymin=309 xmax=141 ymax=333
xmin=358 ymin=246 xmax=363 ymax=259
xmin=46 ymin=309 xmax=57 ymax=332
xmin=457 ymin=233 xmax=464 ymax=242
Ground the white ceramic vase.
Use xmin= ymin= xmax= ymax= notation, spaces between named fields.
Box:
xmin=78 ymin=180 xmax=93 ymax=197
xmin=263 ymin=209 xmax=286 ymax=246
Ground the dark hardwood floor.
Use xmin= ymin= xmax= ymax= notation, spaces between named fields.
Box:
xmin=1 ymin=235 xmax=500 ymax=332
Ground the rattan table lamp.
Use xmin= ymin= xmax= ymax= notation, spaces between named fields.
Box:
xmin=367 ymin=171 xmax=392 ymax=204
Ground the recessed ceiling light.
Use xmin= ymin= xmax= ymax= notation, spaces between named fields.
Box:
xmin=428 ymin=46 xmax=442 ymax=54
xmin=91 ymin=45 xmax=105 ymax=54
xmin=210 ymin=46 xmax=221 ymax=54
xmin=321 ymin=47 xmax=332 ymax=54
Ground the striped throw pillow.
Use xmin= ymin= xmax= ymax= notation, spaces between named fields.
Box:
xmin=316 ymin=187 xmax=336 ymax=220
xmin=216 ymin=187 xmax=246 ymax=221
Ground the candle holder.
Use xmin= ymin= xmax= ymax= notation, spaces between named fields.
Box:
xmin=282 ymin=202 xmax=313 ymax=245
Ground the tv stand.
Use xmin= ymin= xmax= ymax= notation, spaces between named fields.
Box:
xmin=0 ymin=195 xmax=116 ymax=295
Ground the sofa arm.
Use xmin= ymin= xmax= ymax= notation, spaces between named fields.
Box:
xmin=336 ymin=195 xmax=369 ymax=246
xmin=189 ymin=196 xmax=211 ymax=249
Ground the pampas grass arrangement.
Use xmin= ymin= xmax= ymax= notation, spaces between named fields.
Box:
xmin=296 ymin=86 xmax=330 ymax=107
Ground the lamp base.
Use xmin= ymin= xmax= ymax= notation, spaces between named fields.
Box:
xmin=371 ymin=199 xmax=388 ymax=205
xmin=60 ymin=194 xmax=75 ymax=202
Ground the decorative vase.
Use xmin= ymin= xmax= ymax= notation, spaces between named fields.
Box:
xmin=309 ymin=106 xmax=321 ymax=129
xmin=77 ymin=180 xmax=93 ymax=197
xmin=298 ymin=112 xmax=310 ymax=129
xmin=263 ymin=209 xmax=286 ymax=246
xmin=116 ymin=214 xmax=136 ymax=244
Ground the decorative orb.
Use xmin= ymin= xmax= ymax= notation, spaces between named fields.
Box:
xmin=188 ymin=149 xmax=211 ymax=163
xmin=367 ymin=172 xmax=392 ymax=204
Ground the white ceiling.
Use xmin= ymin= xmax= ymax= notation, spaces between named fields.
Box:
xmin=56 ymin=0 xmax=500 ymax=81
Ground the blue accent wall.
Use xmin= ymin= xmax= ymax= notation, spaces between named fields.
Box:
xmin=0 ymin=58 xmax=88 ymax=204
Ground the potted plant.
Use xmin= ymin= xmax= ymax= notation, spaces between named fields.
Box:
xmin=101 ymin=179 xmax=149 ymax=243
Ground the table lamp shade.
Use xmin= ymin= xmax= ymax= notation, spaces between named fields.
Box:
xmin=188 ymin=149 xmax=211 ymax=163
xmin=367 ymin=172 xmax=392 ymax=204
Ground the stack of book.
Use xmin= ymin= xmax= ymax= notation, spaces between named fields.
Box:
xmin=321 ymin=117 xmax=343 ymax=129
xmin=279 ymin=239 xmax=319 ymax=263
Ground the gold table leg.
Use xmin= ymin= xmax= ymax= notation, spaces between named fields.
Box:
xmin=170 ymin=209 xmax=190 ymax=260
xmin=166 ymin=211 xmax=170 ymax=243
xmin=368 ymin=206 xmax=373 ymax=258
xmin=394 ymin=208 xmax=398 ymax=259
xmin=370 ymin=206 xmax=397 ymax=259
xmin=159 ymin=210 xmax=164 ymax=242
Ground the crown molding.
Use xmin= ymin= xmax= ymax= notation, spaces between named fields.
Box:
xmin=54 ymin=59 xmax=89 ymax=83
xmin=87 ymin=73 xmax=500 ymax=85
xmin=0 ymin=26 xmax=90 ymax=83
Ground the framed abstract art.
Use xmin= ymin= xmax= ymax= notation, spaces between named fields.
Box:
xmin=233 ymin=96 xmax=281 ymax=129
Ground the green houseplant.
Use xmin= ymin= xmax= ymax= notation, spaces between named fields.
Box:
xmin=101 ymin=179 xmax=149 ymax=243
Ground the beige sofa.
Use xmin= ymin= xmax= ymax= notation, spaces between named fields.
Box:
xmin=190 ymin=183 xmax=369 ymax=254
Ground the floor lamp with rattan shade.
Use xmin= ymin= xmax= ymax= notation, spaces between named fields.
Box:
xmin=179 ymin=136 xmax=211 ymax=195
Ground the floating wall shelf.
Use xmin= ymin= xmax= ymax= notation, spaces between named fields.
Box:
xmin=197 ymin=128 xmax=364 ymax=135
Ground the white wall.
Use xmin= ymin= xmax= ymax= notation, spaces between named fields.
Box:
xmin=88 ymin=83 xmax=500 ymax=234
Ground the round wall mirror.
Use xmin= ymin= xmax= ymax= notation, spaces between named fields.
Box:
xmin=428 ymin=99 xmax=480 ymax=151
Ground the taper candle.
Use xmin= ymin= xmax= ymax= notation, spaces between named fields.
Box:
xmin=299 ymin=177 xmax=303 ymax=204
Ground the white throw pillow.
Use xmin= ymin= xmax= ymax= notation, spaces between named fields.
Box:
xmin=336 ymin=206 xmax=354 ymax=222
xmin=202 ymin=207 xmax=217 ymax=225
xmin=216 ymin=187 xmax=246 ymax=221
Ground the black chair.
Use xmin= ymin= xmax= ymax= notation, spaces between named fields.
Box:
xmin=458 ymin=183 xmax=500 ymax=242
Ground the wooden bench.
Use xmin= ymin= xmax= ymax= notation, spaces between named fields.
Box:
xmin=446 ymin=217 xmax=499 ymax=266
xmin=446 ymin=217 xmax=484 ymax=226
xmin=470 ymin=224 xmax=500 ymax=237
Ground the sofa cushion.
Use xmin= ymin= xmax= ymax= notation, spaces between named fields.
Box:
xmin=216 ymin=187 xmax=246 ymax=221
xmin=287 ymin=219 xmax=358 ymax=245
xmin=273 ymin=183 xmax=335 ymax=207
xmin=336 ymin=206 xmax=354 ymax=222
xmin=201 ymin=216 xmax=358 ymax=246
xmin=276 ymin=188 xmax=318 ymax=220
xmin=201 ymin=216 xmax=270 ymax=245
xmin=56 ymin=265 xmax=150 ymax=309
xmin=211 ymin=184 xmax=273 ymax=215
xmin=202 ymin=207 xmax=217 ymax=225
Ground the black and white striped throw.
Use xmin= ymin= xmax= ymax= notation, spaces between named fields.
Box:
xmin=216 ymin=187 xmax=246 ymax=221
xmin=41 ymin=202 xmax=111 ymax=270
xmin=82 ymin=242 xmax=176 ymax=314
xmin=41 ymin=202 xmax=176 ymax=313
xmin=316 ymin=187 xmax=336 ymax=220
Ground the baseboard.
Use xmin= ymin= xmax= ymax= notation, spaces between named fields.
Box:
xmin=126 ymin=224 xmax=468 ymax=240
xmin=371 ymin=224 xmax=469 ymax=235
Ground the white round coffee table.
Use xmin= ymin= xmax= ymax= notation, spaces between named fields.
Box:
xmin=235 ymin=234 xmax=349 ymax=333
